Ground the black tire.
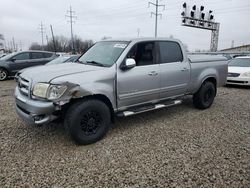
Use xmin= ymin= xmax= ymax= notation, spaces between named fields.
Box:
xmin=0 ymin=68 xmax=8 ymax=81
xmin=193 ymin=81 xmax=216 ymax=109
xmin=64 ymin=99 xmax=111 ymax=145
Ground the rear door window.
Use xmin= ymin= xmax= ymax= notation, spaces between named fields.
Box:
xmin=43 ymin=52 xmax=53 ymax=58
xmin=158 ymin=41 xmax=183 ymax=63
xmin=31 ymin=52 xmax=44 ymax=59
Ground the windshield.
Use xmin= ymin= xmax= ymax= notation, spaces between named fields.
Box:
xmin=47 ymin=56 xmax=71 ymax=65
xmin=229 ymin=58 xmax=250 ymax=67
xmin=78 ymin=41 xmax=129 ymax=67
xmin=0 ymin=52 xmax=18 ymax=60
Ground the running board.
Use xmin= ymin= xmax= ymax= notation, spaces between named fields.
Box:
xmin=117 ymin=100 xmax=182 ymax=117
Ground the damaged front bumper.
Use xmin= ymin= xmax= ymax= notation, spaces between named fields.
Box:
xmin=15 ymin=87 xmax=58 ymax=125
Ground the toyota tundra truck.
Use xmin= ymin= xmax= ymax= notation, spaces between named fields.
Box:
xmin=14 ymin=38 xmax=228 ymax=145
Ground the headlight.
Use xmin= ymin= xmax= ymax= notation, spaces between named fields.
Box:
xmin=33 ymin=83 xmax=67 ymax=100
xmin=33 ymin=83 xmax=50 ymax=98
xmin=241 ymin=72 xmax=250 ymax=77
xmin=47 ymin=85 xmax=67 ymax=100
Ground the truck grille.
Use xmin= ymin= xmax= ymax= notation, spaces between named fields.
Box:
xmin=18 ymin=76 xmax=30 ymax=96
xmin=228 ymin=72 xmax=240 ymax=77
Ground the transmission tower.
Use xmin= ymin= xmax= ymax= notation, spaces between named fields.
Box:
xmin=66 ymin=5 xmax=77 ymax=54
xmin=148 ymin=0 xmax=165 ymax=37
xmin=38 ymin=21 xmax=46 ymax=49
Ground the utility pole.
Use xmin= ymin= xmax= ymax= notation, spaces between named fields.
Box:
xmin=12 ymin=37 xmax=16 ymax=51
xmin=66 ymin=5 xmax=77 ymax=54
xmin=231 ymin=40 xmax=234 ymax=48
xmin=137 ymin=28 xmax=140 ymax=37
xmin=38 ymin=21 xmax=46 ymax=50
xmin=148 ymin=0 xmax=165 ymax=37
xmin=50 ymin=25 xmax=57 ymax=53
xmin=46 ymin=35 xmax=49 ymax=45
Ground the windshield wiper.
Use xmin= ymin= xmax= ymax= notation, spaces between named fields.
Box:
xmin=76 ymin=60 xmax=85 ymax=64
xmin=86 ymin=61 xmax=107 ymax=67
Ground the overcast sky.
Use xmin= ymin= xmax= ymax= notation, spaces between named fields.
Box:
xmin=1 ymin=0 xmax=250 ymax=51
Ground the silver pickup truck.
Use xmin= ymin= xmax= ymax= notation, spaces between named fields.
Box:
xmin=15 ymin=38 xmax=228 ymax=145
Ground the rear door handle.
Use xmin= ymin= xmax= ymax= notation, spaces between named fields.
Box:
xmin=181 ymin=67 xmax=189 ymax=71
xmin=148 ymin=71 xmax=158 ymax=76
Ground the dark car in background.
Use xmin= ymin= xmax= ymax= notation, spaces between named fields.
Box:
xmin=0 ymin=50 xmax=57 ymax=81
xmin=46 ymin=55 xmax=80 ymax=65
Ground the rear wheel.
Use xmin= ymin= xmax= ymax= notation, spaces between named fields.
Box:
xmin=0 ymin=68 xmax=8 ymax=81
xmin=193 ymin=81 xmax=216 ymax=109
xmin=64 ymin=99 xmax=111 ymax=145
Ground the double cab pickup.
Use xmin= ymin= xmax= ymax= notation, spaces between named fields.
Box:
xmin=15 ymin=38 xmax=228 ymax=144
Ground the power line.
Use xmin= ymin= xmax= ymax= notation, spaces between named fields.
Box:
xmin=66 ymin=5 xmax=77 ymax=54
xmin=148 ymin=0 xmax=166 ymax=37
xmin=38 ymin=21 xmax=46 ymax=49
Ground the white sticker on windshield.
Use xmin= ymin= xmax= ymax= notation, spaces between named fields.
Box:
xmin=114 ymin=44 xmax=127 ymax=48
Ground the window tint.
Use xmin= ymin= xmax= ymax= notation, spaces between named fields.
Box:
xmin=43 ymin=52 xmax=53 ymax=58
xmin=14 ymin=52 xmax=30 ymax=60
xmin=30 ymin=52 xmax=44 ymax=59
xmin=127 ymin=42 xmax=155 ymax=66
xmin=159 ymin=41 xmax=183 ymax=63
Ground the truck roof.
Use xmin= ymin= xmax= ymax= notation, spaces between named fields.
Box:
xmin=102 ymin=37 xmax=182 ymax=43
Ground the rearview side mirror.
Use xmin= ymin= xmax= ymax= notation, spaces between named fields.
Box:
xmin=10 ymin=58 xmax=16 ymax=62
xmin=121 ymin=58 xmax=136 ymax=70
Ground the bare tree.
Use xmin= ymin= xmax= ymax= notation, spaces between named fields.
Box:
xmin=0 ymin=34 xmax=4 ymax=48
xmin=29 ymin=42 xmax=43 ymax=50
xmin=30 ymin=35 xmax=93 ymax=54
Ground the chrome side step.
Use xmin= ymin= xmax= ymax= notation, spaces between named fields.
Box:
xmin=118 ymin=100 xmax=182 ymax=117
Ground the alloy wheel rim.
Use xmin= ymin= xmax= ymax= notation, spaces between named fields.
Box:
xmin=0 ymin=70 xmax=7 ymax=80
xmin=80 ymin=111 xmax=102 ymax=136
xmin=204 ymin=89 xmax=213 ymax=103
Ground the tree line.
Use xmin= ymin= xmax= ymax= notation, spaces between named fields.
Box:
xmin=29 ymin=35 xmax=94 ymax=54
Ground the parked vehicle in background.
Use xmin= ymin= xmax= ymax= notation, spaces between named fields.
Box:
xmin=227 ymin=56 xmax=250 ymax=86
xmin=0 ymin=53 xmax=6 ymax=59
xmin=15 ymin=38 xmax=228 ymax=145
xmin=46 ymin=55 xmax=80 ymax=65
xmin=55 ymin=52 xmax=67 ymax=56
xmin=0 ymin=50 xmax=57 ymax=81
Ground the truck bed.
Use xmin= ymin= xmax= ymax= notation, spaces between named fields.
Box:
xmin=188 ymin=54 xmax=228 ymax=63
xmin=187 ymin=54 xmax=228 ymax=94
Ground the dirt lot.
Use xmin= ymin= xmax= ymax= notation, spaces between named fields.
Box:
xmin=0 ymin=80 xmax=249 ymax=187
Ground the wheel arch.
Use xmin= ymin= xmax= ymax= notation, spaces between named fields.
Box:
xmin=0 ymin=67 xmax=9 ymax=73
xmin=202 ymin=76 xmax=217 ymax=95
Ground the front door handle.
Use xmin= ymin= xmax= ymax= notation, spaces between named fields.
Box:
xmin=148 ymin=71 xmax=158 ymax=76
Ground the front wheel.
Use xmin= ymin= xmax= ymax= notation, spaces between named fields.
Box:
xmin=64 ymin=99 xmax=111 ymax=145
xmin=0 ymin=68 xmax=8 ymax=81
xmin=193 ymin=81 xmax=216 ymax=109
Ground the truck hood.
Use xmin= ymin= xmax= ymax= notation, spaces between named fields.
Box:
xmin=228 ymin=66 xmax=250 ymax=74
xmin=20 ymin=63 xmax=105 ymax=83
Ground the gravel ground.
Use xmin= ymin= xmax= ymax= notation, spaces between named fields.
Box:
xmin=0 ymin=80 xmax=249 ymax=187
